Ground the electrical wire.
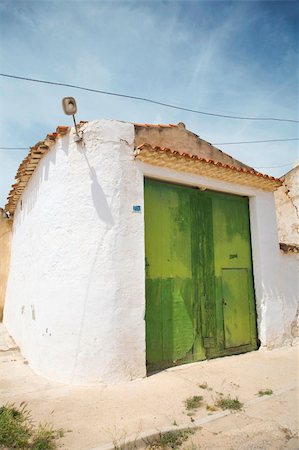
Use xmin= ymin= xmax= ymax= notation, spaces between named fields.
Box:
xmin=0 ymin=73 xmax=298 ymax=124
xmin=1 ymin=147 xmax=296 ymax=169
xmin=214 ymin=138 xmax=299 ymax=145
xmin=1 ymin=137 xmax=298 ymax=150
xmin=253 ymin=161 xmax=298 ymax=169
xmin=0 ymin=147 xmax=28 ymax=150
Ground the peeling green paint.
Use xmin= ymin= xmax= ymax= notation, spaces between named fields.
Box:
xmin=144 ymin=179 xmax=257 ymax=372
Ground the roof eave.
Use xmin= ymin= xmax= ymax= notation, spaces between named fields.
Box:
xmin=134 ymin=144 xmax=282 ymax=192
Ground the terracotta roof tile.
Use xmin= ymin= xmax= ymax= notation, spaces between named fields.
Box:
xmin=6 ymin=121 xmax=282 ymax=215
xmin=134 ymin=123 xmax=178 ymax=128
xmin=56 ymin=126 xmax=69 ymax=135
xmin=134 ymin=143 xmax=282 ymax=191
xmin=5 ymin=126 xmax=69 ymax=214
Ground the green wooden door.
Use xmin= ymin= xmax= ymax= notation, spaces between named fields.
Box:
xmin=144 ymin=179 xmax=257 ymax=371
xmin=144 ymin=179 xmax=205 ymax=371
xmin=209 ymin=191 xmax=258 ymax=356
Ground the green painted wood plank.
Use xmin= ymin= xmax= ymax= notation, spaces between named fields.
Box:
xmin=145 ymin=179 xmax=257 ymax=371
xmin=144 ymin=179 xmax=204 ymax=370
xmin=222 ymin=268 xmax=251 ymax=348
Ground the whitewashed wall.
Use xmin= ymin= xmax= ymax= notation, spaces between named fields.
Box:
xmin=4 ymin=120 xmax=297 ymax=385
xmin=276 ymin=252 xmax=299 ymax=346
xmin=4 ymin=120 xmax=146 ymax=384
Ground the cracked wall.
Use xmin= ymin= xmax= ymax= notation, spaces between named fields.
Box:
xmin=272 ymin=165 xmax=299 ymax=346
xmin=275 ymin=165 xmax=299 ymax=246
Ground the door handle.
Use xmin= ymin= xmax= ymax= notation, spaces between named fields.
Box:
xmin=222 ymin=299 xmax=227 ymax=306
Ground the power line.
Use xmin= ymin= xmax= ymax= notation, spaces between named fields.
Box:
xmin=1 ymin=136 xmax=299 ymax=150
xmin=0 ymin=147 xmax=28 ymax=150
xmin=0 ymin=72 xmax=298 ymax=124
xmin=0 ymin=147 xmax=296 ymax=169
xmin=214 ymin=138 xmax=299 ymax=145
xmin=253 ymin=161 xmax=297 ymax=169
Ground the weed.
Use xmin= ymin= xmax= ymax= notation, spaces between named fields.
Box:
xmin=0 ymin=403 xmax=64 ymax=450
xmin=185 ymin=396 xmax=203 ymax=410
xmin=145 ymin=428 xmax=195 ymax=449
xmin=257 ymin=389 xmax=273 ymax=397
xmin=198 ymin=382 xmax=208 ymax=389
xmin=0 ymin=403 xmax=32 ymax=448
xmin=32 ymin=424 xmax=64 ymax=450
xmin=206 ymin=404 xmax=218 ymax=412
xmin=215 ymin=396 xmax=243 ymax=411
xmin=111 ymin=423 xmax=143 ymax=450
xmin=172 ymin=420 xmax=178 ymax=427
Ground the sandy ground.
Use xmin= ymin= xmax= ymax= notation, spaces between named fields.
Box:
xmin=0 ymin=325 xmax=298 ymax=450
xmin=179 ymin=387 xmax=299 ymax=450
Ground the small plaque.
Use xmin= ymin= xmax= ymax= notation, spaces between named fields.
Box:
xmin=133 ymin=205 xmax=141 ymax=213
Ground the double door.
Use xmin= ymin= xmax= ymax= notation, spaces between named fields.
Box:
xmin=144 ymin=178 xmax=257 ymax=372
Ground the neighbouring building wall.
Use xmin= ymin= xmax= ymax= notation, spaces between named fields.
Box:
xmin=0 ymin=209 xmax=12 ymax=321
xmin=274 ymin=165 xmax=299 ymax=246
xmin=4 ymin=120 xmax=146 ymax=384
xmin=273 ymin=165 xmax=299 ymax=346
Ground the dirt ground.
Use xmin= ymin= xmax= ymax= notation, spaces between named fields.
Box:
xmin=178 ymin=387 xmax=299 ymax=450
xmin=0 ymin=326 xmax=298 ymax=450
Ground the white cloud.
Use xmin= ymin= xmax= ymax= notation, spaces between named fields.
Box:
xmin=0 ymin=0 xmax=298 ymax=205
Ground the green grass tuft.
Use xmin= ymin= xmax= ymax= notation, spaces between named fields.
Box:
xmin=257 ymin=389 xmax=273 ymax=397
xmin=145 ymin=428 xmax=195 ymax=449
xmin=215 ymin=396 xmax=243 ymax=411
xmin=31 ymin=424 xmax=64 ymax=450
xmin=185 ymin=396 xmax=203 ymax=410
xmin=0 ymin=403 xmax=64 ymax=450
xmin=0 ymin=403 xmax=32 ymax=448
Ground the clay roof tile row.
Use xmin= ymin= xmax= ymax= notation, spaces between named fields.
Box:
xmin=5 ymin=122 xmax=283 ymax=215
xmin=134 ymin=143 xmax=282 ymax=191
xmin=134 ymin=123 xmax=178 ymax=128
xmin=5 ymin=126 xmax=69 ymax=214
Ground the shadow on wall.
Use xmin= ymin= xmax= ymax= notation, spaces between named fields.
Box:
xmin=70 ymin=151 xmax=115 ymax=380
xmin=82 ymin=152 xmax=114 ymax=227
xmin=14 ymin=135 xmax=114 ymax=228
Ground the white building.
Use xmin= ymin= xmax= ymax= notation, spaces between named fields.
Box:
xmin=2 ymin=120 xmax=298 ymax=384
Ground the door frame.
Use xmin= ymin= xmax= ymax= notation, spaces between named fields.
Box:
xmin=137 ymin=161 xmax=271 ymax=362
xmin=143 ymin=176 xmax=258 ymax=371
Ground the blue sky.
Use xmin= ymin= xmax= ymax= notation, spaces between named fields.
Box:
xmin=0 ymin=0 xmax=298 ymax=207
